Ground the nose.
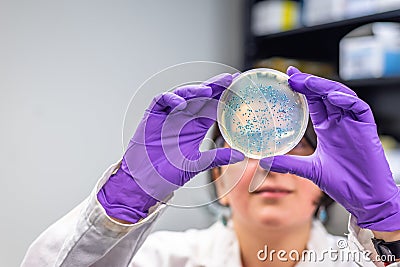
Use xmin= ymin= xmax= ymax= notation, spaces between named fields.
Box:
xmin=266 ymin=170 xmax=285 ymax=179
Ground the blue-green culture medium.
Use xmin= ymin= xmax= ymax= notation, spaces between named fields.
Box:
xmin=217 ymin=68 xmax=309 ymax=159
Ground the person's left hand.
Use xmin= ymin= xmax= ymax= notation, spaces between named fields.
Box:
xmin=260 ymin=67 xmax=400 ymax=231
xmin=98 ymin=73 xmax=244 ymax=223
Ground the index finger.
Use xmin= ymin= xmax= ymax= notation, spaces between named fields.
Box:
xmin=305 ymin=76 xmax=358 ymax=98
xmin=173 ymin=84 xmax=212 ymax=100
xmin=203 ymin=73 xmax=234 ymax=99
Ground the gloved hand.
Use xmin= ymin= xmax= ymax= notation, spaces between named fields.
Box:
xmin=260 ymin=67 xmax=400 ymax=231
xmin=98 ymin=73 xmax=244 ymax=223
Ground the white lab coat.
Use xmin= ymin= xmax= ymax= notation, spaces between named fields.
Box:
xmin=21 ymin=163 xmax=399 ymax=267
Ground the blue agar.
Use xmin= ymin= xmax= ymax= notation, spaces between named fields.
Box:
xmin=217 ymin=68 xmax=309 ymax=159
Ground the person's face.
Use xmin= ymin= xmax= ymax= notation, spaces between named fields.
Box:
xmin=214 ymin=138 xmax=322 ymax=229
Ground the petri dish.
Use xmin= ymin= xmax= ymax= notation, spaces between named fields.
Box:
xmin=217 ymin=68 xmax=309 ymax=159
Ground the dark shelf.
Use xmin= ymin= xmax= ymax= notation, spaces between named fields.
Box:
xmin=248 ymin=9 xmax=400 ymax=64
xmin=257 ymin=9 xmax=400 ymax=40
xmin=342 ymin=77 xmax=400 ymax=89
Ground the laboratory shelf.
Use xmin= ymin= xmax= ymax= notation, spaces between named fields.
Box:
xmin=245 ymin=8 xmax=400 ymax=66
xmin=243 ymin=1 xmax=400 ymax=140
xmin=343 ymin=77 xmax=400 ymax=89
xmin=256 ymin=9 xmax=400 ymax=39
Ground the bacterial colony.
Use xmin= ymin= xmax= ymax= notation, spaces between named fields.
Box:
xmin=217 ymin=69 xmax=308 ymax=159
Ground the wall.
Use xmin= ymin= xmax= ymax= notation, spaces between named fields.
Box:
xmin=0 ymin=1 xmax=243 ymax=265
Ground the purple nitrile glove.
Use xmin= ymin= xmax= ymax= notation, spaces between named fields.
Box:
xmin=98 ymin=73 xmax=244 ymax=223
xmin=260 ymin=67 xmax=400 ymax=231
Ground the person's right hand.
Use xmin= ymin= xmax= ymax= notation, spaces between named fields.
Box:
xmin=98 ymin=73 xmax=244 ymax=223
xmin=261 ymin=67 xmax=400 ymax=231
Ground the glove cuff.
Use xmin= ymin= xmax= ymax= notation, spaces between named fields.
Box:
xmin=357 ymin=189 xmax=400 ymax=231
xmin=97 ymin=167 xmax=158 ymax=224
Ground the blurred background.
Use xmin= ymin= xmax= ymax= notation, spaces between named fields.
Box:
xmin=2 ymin=0 xmax=400 ymax=266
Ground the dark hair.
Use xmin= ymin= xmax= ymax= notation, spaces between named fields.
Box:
xmin=209 ymin=119 xmax=334 ymax=223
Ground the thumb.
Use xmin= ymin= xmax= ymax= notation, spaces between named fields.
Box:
xmin=180 ymin=149 xmax=244 ymax=178
xmin=260 ymin=155 xmax=315 ymax=181
xmin=286 ymin=65 xmax=301 ymax=76
xmin=198 ymin=148 xmax=245 ymax=171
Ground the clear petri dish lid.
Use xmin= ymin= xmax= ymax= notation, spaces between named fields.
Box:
xmin=217 ymin=68 xmax=309 ymax=160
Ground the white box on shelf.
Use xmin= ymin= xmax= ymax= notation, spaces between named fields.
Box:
xmin=340 ymin=36 xmax=382 ymax=80
xmin=252 ymin=0 xmax=300 ymax=35
xmin=339 ymin=23 xmax=400 ymax=80
xmin=344 ymin=0 xmax=377 ymax=18
xmin=377 ymin=0 xmax=400 ymax=12
xmin=302 ymin=0 xmax=346 ymax=26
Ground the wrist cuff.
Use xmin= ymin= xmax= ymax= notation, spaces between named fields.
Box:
xmin=97 ymin=167 xmax=158 ymax=223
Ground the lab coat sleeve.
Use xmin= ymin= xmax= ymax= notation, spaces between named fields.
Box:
xmin=348 ymin=215 xmax=400 ymax=267
xmin=21 ymin=162 xmax=168 ymax=267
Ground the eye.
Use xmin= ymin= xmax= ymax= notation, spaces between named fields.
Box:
xmin=288 ymin=139 xmax=314 ymax=156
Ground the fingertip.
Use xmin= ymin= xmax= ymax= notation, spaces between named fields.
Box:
xmin=287 ymin=66 xmax=301 ymax=76
xmin=173 ymin=98 xmax=187 ymax=111
xmin=208 ymin=148 xmax=244 ymax=168
xmin=204 ymin=73 xmax=234 ymax=98
xmin=263 ymin=155 xmax=290 ymax=173
xmin=259 ymin=157 xmax=273 ymax=169
xmin=204 ymin=73 xmax=233 ymax=88
xmin=288 ymin=73 xmax=311 ymax=94
xmin=230 ymin=149 xmax=245 ymax=163
xmin=152 ymin=92 xmax=186 ymax=112
xmin=232 ymin=72 xmax=241 ymax=79
xmin=173 ymin=84 xmax=213 ymax=100
xmin=165 ymin=93 xmax=187 ymax=111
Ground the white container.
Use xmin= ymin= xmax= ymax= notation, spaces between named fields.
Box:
xmin=302 ymin=0 xmax=346 ymax=26
xmin=344 ymin=0 xmax=377 ymax=18
xmin=377 ymin=0 xmax=400 ymax=12
xmin=339 ymin=23 xmax=400 ymax=80
xmin=340 ymin=36 xmax=382 ymax=79
xmin=252 ymin=0 xmax=300 ymax=35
